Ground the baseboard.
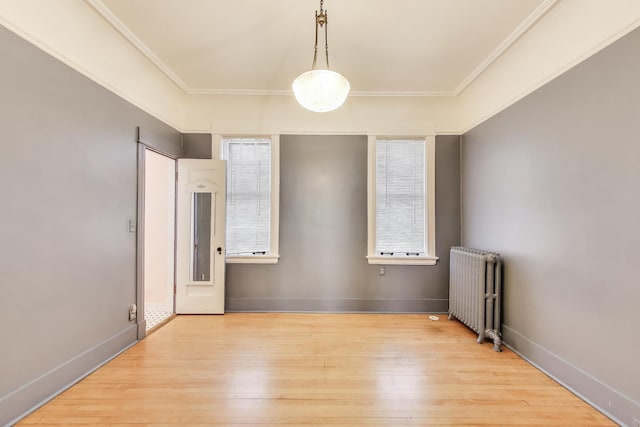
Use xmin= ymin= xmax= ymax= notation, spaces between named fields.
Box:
xmin=502 ymin=325 xmax=640 ymax=427
xmin=225 ymin=297 xmax=448 ymax=313
xmin=144 ymin=302 xmax=172 ymax=312
xmin=1 ymin=325 xmax=138 ymax=427
xmin=137 ymin=318 xmax=147 ymax=340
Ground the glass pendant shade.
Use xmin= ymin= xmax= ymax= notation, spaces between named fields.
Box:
xmin=292 ymin=69 xmax=350 ymax=113
xmin=293 ymin=1 xmax=349 ymax=113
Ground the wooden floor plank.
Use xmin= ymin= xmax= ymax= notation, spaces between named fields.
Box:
xmin=18 ymin=313 xmax=614 ymax=426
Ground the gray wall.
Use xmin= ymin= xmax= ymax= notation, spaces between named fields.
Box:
xmin=461 ymin=27 xmax=640 ymax=426
xmin=226 ymin=134 xmax=460 ymax=312
xmin=182 ymin=133 xmax=212 ymax=159
xmin=0 ymin=25 xmax=181 ymax=426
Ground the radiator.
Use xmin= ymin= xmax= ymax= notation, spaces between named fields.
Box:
xmin=448 ymin=246 xmax=503 ymax=351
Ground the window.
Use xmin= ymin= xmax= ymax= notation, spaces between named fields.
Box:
xmin=218 ymin=135 xmax=280 ymax=264
xmin=367 ymin=136 xmax=437 ymax=265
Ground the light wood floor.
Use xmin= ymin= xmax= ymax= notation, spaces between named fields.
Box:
xmin=19 ymin=313 xmax=614 ymax=426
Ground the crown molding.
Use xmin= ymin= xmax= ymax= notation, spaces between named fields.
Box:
xmin=0 ymin=10 xmax=184 ymax=132
xmin=187 ymin=88 xmax=455 ymax=97
xmin=86 ymin=0 xmax=190 ymax=93
xmin=459 ymin=15 xmax=640 ymax=134
xmin=350 ymin=90 xmax=454 ymax=97
xmin=454 ymin=0 xmax=559 ymax=96
xmin=87 ymin=0 xmax=554 ymax=99
xmin=187 ymin=88 xmax=292 ymax=96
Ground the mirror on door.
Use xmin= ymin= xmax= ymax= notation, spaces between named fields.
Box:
xmin=191 ymin=192 xmax=213 ymax=283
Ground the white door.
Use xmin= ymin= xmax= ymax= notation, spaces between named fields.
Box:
xmin=175 ymin=159 xmax=226 ymax=314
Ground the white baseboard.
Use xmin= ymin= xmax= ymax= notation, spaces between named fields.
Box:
xmin=144 ymin=302 xmax=173 ymax=312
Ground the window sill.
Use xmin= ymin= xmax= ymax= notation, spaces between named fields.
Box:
xmin=366 ymin=255 xmax=438 ymax=266
xmin=226 ymin=255 xmax=280 ymax=264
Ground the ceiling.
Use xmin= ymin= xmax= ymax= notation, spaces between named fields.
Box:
xmin=92 ymin=0 xmax=553 ymax=96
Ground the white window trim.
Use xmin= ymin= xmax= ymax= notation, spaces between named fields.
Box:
xmin=214 ymin=134 xmax=280 ymax=264
xmin=366 ymin=135 xmax=438 ymax=266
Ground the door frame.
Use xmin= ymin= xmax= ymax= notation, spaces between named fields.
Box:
xmin=136 ymin=142 xmax=179 ymax=340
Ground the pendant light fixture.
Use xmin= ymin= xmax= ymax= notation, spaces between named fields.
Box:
xmin=292 ymin=0 xmax=350 ymax=113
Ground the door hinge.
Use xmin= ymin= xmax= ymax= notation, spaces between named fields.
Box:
xmin=175 ymin=171 xmax=178 ymax=181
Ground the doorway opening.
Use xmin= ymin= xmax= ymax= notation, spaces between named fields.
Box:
xmin=143 ymin=149 xmax=176 ymax=331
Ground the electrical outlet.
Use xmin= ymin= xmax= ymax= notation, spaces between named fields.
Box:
xmin=379 ymin=266 xmax=385 ymax=276
xmin=129 ymin=304 xmax=137 ymax=321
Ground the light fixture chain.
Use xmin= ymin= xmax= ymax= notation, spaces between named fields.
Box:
xmin=312 ymin=8 xmax=319 ymax=70
xmin=324 ymin=10 xmax=330 ymax=69
xmin=311 ymin=0 xmax=330 ymax=70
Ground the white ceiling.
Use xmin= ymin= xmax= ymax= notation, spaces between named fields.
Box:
xmin=93 ymin=0 xmax=553 ymax=96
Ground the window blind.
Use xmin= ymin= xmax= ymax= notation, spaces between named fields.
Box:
xmin=375 ymin=139 xmax=426 ymax=255
xmin=222 ymin=138 xmax=271 ymax=255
